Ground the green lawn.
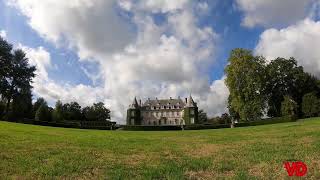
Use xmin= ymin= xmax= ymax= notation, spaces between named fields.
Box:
xmin=1 ymin=118 xmax=320 ymax=179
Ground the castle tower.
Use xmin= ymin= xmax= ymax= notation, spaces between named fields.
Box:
xmin=126 ymin=97 xmax=141 ymax=125
xmin=183 ymin=95 xmax=198 ymax=124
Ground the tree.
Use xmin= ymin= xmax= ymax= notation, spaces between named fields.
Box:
xmin=197 ymin=109 xmax=207 ymax=124
xmin=225 ymin=48 xmax=267 ymax=121
xmin=11 ymin=88 xmax=33 ymax=119
xmin=220 ymin=113 xmax=231 ymax=124
xmin=227 ymin=96 xmax=240 ymax=122
xmin=62 ymin=102 xmax=83 ymax=120
xmin=265 ymin=58 xmax=301 ymax=117
xmin=0 ymin=37 xmax=13 ymax=115
xmin=52 ymin=100 xmax=63 ymax=122
xmin=35 ymin=101 xmax=50 ymax=121
xmin=33 ymin=98 xmax=46 ymax=117
xmin=1 ymin=49 xmax=36 ymax=114
xmin=302 ymin=92 xmax=320 ymax=118
xmin=83 ymin=102 xmax=111 ymax=121
xmin=281 ymin=96 xmax=298 ymax=120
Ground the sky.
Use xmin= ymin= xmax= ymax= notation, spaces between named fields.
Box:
xmin=0 ymin=0 xmax=320 ymax=124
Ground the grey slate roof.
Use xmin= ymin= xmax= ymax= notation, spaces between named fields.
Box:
xmin=143 ymin=98 xmax=186 ymax=108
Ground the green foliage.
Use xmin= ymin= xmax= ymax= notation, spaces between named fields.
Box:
xmin=62 ymin=102 xmax=83 ymax=121
xmin=302 ymin=92 xmax=320 ymax=118
xmin=1 ymin=49 xmax=36 ymax=114
xmin=0 ymin=100 xmax=5 ymax=117
xmin=197 ymin=109 xmax=207 ymax=124
xmin=52 ymin=100 xmax=63 ymax=122
xmin=35 ymin=101 xmax=51 ymax=122
xmin=225 ymin=48 xmax=267 ymax=121
xmin=33 ymin=98 xmax=46 ymax=117
xmin=82 ymin=102 xmax=110 ymax=121
xmin=10 ymin=88 xmax=33 ymax=119
xmin=281 ymin=96 xmax=298 ymax=120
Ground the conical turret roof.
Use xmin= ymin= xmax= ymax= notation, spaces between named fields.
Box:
xmin=186 ymin=95 xmax=195 ymax=107
xmin=130 ymin=97 xmax=139 ymax=108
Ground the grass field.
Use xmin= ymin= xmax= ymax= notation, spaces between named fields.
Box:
xmin=1 ymin=118 xmax=320 ymax=179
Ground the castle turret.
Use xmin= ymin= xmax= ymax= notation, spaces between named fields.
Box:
xmin=126 ymin=97 xmax=141 ymax=125
xmin=183 ymin=95 xmax=198 ymax=124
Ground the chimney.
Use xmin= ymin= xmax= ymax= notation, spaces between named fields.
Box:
xmin=139 ymin=99 xmax=142 ymax=106
xmin=185 ymin=98 xmax=187 ymax=103
xmin=170 ymin=97 xmax=172 ymax=100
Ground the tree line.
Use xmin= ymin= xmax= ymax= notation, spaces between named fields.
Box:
xmin=0 ymin=36 xmax=111 ymax=124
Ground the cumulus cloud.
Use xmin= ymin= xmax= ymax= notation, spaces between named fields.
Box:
xmin=255 ymin=19 xmax=320 ymax=77
xmin=9 ymin=0 xmax=229 ymax=123
xmin=20 ymin=45 xmax=105 ymax=109
xmin=0 ymin=30 xmax=7 ymax=38
xmin=236 ymin=0 xmax=311 ymax=28
xmin=8 ymin=0 xmax=135 ymax=60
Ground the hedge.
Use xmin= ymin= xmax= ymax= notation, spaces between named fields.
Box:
xmin=235 ymin=116 xmax=295 ymax=127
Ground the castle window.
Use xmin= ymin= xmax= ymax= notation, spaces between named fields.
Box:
xmin=131 ymin=111 xmax=135 ymax=116
xmin=190 ymin=118 xmax=194 ymax=124
xmin=131 ymin=118 xmax=134 ymax=125
xmin=175 ymin=119 xmax=178 ymax=125
xmin=190 ymin=109 xmax=194 ymax=115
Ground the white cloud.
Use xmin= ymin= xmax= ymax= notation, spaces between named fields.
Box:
xmin=9 ymin=0 xmax=229 ymax=123
xmin=19 ymin=45 xmax=51 ymax=81
xmin=255 ymin=18 xmax=320 ymax=77
xmin=0 ymin=30 xmax=7 ymax=38
xmin=8 ymin=0 xmax=135 ymax=60
xmin=236 ymin=0 xmax=311 ymax=28
xmin=20 ymin=45 xmax=106 ymax=108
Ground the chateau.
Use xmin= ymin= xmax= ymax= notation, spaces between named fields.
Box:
xmin=126 ymin=96 xmax=198 ymax=126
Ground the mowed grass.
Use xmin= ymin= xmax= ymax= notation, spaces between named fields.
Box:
xmin=1 ymin=118 xmax=320 ymax=179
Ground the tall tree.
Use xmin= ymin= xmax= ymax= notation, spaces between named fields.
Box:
xmin=266 ymin=57 xmax=319 ymax=117
xmin=1 ymin=49 xmax=36 ymax=114
xmin=11 ymin=88 xmax=33 ymax=119
xmin=0 ymin=37 xmax=13 ymax=115
xmin=52 ymin=100 xmax=63 ymax=122
xmin=225 ymin=48 xmax=267 ymax=121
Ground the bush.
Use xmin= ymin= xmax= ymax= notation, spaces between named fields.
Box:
xmin=281 ymin=96 xmax=298 ymax=120
xmin=302 ymin=92 xmax=320 ymax=118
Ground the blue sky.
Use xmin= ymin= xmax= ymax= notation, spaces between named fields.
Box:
xmin=1 ymin=0 xmax=319 ymax=123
